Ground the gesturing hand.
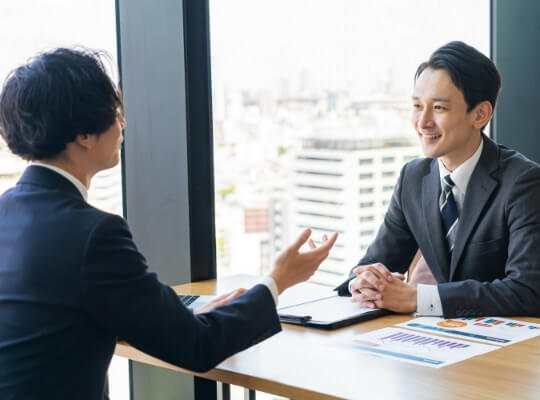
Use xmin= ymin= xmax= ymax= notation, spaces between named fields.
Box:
xmin=270 ymin=228 xmax=338 ymax=294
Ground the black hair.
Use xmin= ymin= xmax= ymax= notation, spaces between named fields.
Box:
xmin=415 ymin=41 xmax=501 ymax=112
xmin=0 ymin=47 xmax=123 ymax=160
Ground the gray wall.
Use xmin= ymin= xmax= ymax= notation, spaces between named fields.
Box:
xmin=492 ymin=0 xmax=540 ymax=162
xmin=116 ymin=0 xmax=194 ymax=398
xmin=118 ymin=0 xmax=191 ymax=286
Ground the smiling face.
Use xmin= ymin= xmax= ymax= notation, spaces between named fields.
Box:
xmin=412 ymin=67 xmax=483 ymax=171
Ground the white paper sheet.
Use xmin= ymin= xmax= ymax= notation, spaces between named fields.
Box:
xmin=397 ymin=316 xmax=540 ymax=346
xmin=338 ymin=327 xmax=498 ymax=368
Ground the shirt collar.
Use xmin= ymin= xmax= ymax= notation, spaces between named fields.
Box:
xmin=31 ymin=162 xmax=88 ymax=201
xmin=438 ymin=138 xmax=484 ymax=194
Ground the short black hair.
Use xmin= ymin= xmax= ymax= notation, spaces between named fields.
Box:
xmin=415 ymin=41 xmax=501 ymax=112
xmin=0 ymin=47 xmax=123 ymax=160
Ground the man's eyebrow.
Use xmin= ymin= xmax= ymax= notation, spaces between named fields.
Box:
xmin=411 ymin=96 xmax=451 ymax=102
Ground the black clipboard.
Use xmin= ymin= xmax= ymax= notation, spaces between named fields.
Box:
xmin=278 ymin=295 xmax=390 ymax=330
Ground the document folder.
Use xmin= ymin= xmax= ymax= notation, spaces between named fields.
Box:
xmin=278 ymin=294 xmax=389 ymax=330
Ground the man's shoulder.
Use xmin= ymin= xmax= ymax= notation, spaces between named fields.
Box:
xmin=400 ymin=156 xmax=434 ymax=180
xmin=493 ymin=141 xmax=540 ymax=180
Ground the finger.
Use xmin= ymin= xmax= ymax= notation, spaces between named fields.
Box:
xmin=352 ymin=265 xmax=369 ymax=275
xmin=358 ymin=288 xmax=381 ymax=303
xmin=349 ymin=277 xmax=364 ymax=293
xmin=354 ymin=263 xmax=393 ymax=283
xmin=290 ymin=228 xmax=312 ymax=251
xmin=363 ymin=300 xmax=377 ymax=309
xmin=373 ymin=263 xmax=394 ymax=282
xmin=318 ymin=232 xmax=338 ymax=250
xmin=355 ymin=267 xmax=387 ymax=290
xmin=308 ymin=238 xmax=316 ymax=249
xmin=350 ymin=292 xmax=363 ymax=303
xmin=357 ymin=272 xmax=384 ymax=291
xmin=213 ymin=288 xmax=245 ymax=306
xmin=322 ymin=233 xmax=328 ymax=242
xmin=392 ymin=272 xmax=406 ymax=281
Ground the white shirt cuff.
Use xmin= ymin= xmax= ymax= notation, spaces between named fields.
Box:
xmin=260 ymin=276 xmax=279 ymax=307
xmin=416 ymin=284 xmax=443 ymax=316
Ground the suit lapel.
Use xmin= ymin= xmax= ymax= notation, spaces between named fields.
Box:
xmin=449 ymin=137 xmax=499 ymax=280
xmin=422 ymin=159 xmax=450 ymax=283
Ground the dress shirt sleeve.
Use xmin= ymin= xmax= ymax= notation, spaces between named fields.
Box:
xmin=260 ymin=276 xmax=279 ymax=306
xmin=416 ymin=284 xmax=443 ymax=316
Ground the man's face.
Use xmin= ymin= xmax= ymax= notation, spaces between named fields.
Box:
xmin=411 ymin=68 xmax=481 ymax=171
xmin=92 ymin=114 xmax=125 ymax=171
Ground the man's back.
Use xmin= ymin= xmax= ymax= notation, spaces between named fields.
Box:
xmin=0 ymin=166 xmax=115 ymax=399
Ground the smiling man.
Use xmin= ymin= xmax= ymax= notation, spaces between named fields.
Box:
xmin=336 ymin=41 xmax=540 ymax=317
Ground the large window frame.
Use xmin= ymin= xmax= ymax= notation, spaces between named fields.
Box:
xmin=116 ymin=0 xmax=540 ymax=399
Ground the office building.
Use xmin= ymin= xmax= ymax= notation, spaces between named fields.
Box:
xmin=291 ymin=134 xmax=419 ymax=285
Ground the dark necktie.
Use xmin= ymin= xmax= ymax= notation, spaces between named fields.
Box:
xmin=439 ymin=175 xmax=458 ymax=252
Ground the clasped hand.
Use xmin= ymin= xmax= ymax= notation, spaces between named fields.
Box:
xmin=349 ymin=263 xmax=417 ymax=313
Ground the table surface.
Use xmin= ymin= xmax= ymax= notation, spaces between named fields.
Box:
xmin=115 ymin=275 xmax=540 ymax=400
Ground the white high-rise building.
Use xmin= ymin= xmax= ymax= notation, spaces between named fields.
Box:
xmin=290 ymin=135 xmax=420 ymax=286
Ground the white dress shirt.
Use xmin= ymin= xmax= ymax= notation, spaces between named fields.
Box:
xmin=417 ymin=138 xmax=484 ymax=316
xmin=349 ymin=139 xmax=484 ymax=315
xmin=32 ymin=162 xmax=88 ymax=201
xmin=30 ymin=162 xmax=280 ymax=305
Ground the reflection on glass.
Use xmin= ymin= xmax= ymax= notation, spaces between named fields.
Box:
xmin=210 ymin=0 xmax=489 ymax=285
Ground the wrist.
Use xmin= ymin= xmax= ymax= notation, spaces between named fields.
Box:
xmin=269 ymin=271 xmax=286 ymax=295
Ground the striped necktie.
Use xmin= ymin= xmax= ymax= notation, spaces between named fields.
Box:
xmin=439 ymin=175 xmax=458 ymax=252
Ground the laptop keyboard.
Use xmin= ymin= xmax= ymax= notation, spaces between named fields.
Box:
xmin=178 ymin=295 xmax=200 ymax=306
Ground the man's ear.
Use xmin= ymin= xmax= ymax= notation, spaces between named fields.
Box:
xmin=74 ymin=133 xmax=95 ymax=151
xmin=472 ymin=100 xmax=493 ymax=129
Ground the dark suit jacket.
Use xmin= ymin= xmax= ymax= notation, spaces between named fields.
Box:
xmin=336 ymin=136 xmax=540 ymax=318
xmin=0 ymin=166 xmax=281 ymax=399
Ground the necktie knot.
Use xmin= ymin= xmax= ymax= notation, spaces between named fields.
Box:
xmin=443 ymin=175 xmax=455 ymax=189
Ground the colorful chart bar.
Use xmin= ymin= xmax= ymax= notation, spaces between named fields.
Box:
xmin=405 ymin=322 xmax=510 ymax=344
xmin=379 ymin=331 xmax=470 ymax=349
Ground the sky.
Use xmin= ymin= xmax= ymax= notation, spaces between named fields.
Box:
xmin=0 ymin=0 xmax=489 ymax=96
xmin=210 ymin=0 xmax=490 ymax=95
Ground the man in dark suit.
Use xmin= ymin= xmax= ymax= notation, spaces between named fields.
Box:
xmin=336 ymin=41 xmax=540 ymax=318
xmin=0 ymin=48 xmax=337 ymax=399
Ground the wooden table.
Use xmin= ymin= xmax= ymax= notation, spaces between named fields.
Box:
xmin=115 ymin=275 xmax=540 ymax=400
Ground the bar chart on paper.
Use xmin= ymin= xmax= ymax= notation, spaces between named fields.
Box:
xmin=340 ymin=327 xmax=497 ymax=368
xmin=397 ymin=317 xmax=540 ymax=346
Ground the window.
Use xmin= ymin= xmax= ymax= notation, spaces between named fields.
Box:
xmin=295 ymin=170 xmax=343 ymax=177
xmin=359 ymin=173 xmax=375 ymax=180
xmin=359 ymin=215 xmax=375 ymax=222
xmin=210 ymin=0 xmax=490 ymax=288
xmin=0 ymin=2 xmax=122 ymax=216
xmin=0 ymin=2 xmax=127 ymax=398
